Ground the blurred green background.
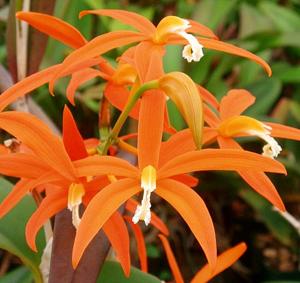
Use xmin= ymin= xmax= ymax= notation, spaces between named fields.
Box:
xmin=0 ymin=0 xmax=300 ymax=282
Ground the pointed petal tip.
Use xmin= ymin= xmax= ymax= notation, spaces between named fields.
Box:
xmin=72 ymin=257 xmax=79 ymax=270
xmin=124 ymin=266 xmax=131 ymax=278
xmin=79 ymin=10 xmax=89 ymax=19
xmin=237 ymin=242 xmax=247 ymax=252
xmin=15 ymin=11 xmax=22 ymax=18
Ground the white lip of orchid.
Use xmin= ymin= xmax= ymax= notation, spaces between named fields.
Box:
xmin=132 ymin=165 xmax=157 ymax=225
xmin=248 ymin=124 xmax=282 ymax=159
xmin=163 ymin=18 xmax=204 ymax=63
xmin=179 ymin=31 xmax=204 ymax=62
xmin=68 ymin=183 xmax=85 ymax=229
xmin=70 ymin=204 xmax=81 ymax=229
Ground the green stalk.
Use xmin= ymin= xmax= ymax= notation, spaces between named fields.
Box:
xmin=98 ymin=80 xmax=159 ymax=155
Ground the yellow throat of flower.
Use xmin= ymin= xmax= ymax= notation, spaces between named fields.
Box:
xmin=154 ymin=16 xmax=204 ymax=63
xmin=112 ymin=63 xmax=137 ymax=85
xmin=132 ymin=165 xmax=157 ymax=225
xmin=218 ymin=115 xmax=282 ymax=159
xmin=68 ymin=183 xmax=85 ymax=229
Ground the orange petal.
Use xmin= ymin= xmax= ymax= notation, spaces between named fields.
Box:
xmin=203 ymin=127 xmax=218 ymax=146
xmin=0 ymin=172 xmax=63 ymax=218
xmin=265 ymin=122 xmax=300 ymax=141
xmin=16 ymin=12 xmax=86 ymax=49
xmin=158 ymin=234 xmax=184 ymax=283
xmin=240 ymin=171 xmax=285 ymax=211
xmin=0 ymin=145 xmax=9 ymax=155
xmin=220 ymin=89 xmax=256 ymax=120
xmin=103 ymin=212 xmax=131 ymax=276
xmin=159 ymin=72 xmax=203 ymax=148
xmin=51 ymin=31 xmax=147 ymax=90
xmin=124 ymin=216 xmax=148 ymax=272
xmin=74 ymin=155 xmax=139 ymax=178
xmin=125 ymin=199 xmax=169 ymax=236
xmin=203 ymin=104 xmax=220 ymax=128
xmin=134 ymin=42 xmax=165 ymax=82
xmin=105 ymin=84 xmax=175 ymax=135
xmin=26 ymin=190 xmax=67 ymax=251
xmin=191 ymin=242 xmax=247 ymax=283
xmin=104 ymin=83 xmax=140 ymax=120
xmin=0 ymin=65 xmax=60 ymax=111
xmin=0 ymin=179 xmax=36 ymax=218
xmin=0 ymin=112 xmax=77 ymax=181
xmin=159 ymin=129 xmax=195 ymax=167
xmin=79 ymin=9 xmax=155 ymax=35
xmin=217 ymin=136 xmax=285 ymax=211
xmin=156 ymin=179 xmax=217 ymax=268
xmin=82 ymin=176 xmax=110 ymax=205
xmin=199 ymin=38 xmax=272 ymax=76
xmin=63 ymin=106 xmax=88 ymax=161
xmin=72 ymin=178 xmax=141 ymax=268
xmin=167 ymin=37 xmax=272 ymax=76
xmin=171 ymin=174 xmax=199 ymax=188
xmin=138 ymin=90 xmax=165 ymax=169
xmin=158 ymin=149 xmax=286 ymax=179
xmin=49 ymin=57 xmax=109 ymax=95
xmin=0 ymin=153 xmax=51 ymax=179
xmin=188 ymin=19 xmax=218 ymax=39
xmin=197 ymin=84 xmax=219 ymax=110
xmin=66 ymin=68 xmax=108 ymax=105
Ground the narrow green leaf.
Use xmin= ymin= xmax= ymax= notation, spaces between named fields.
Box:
xmin=260 ymin=1 xmax=300 ymax=32
xmin=0 ymin=178 xmax=45 ymax=283
xmin=192 ymin=0 xmax=237 ymax=30
xmin=273 ymin=64 xmax=300 ymax=84
xmin=245 ymin=77 xmax=282 ymax=116
xmin=239 ymin=3 xmax=273 ymax=38
xmin=240 ymin=190 xmax=298 ymax=246
xmin=0 ymin=266 xmax=33 ymax=283
xmin=164 ymin=45 xmax=183 ymax=73
xmin=167 ymin=100 xmax=185 ymax=131
xmin=97 ymin=261 xmax=161 ymax=283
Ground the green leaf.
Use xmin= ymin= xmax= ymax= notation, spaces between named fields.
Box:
xmin=238 ymin=50 xmax=271 ymax=86
xmin=192 ymin=0 xmax=237 ymax=30
xmin=0 ymin=178 xmax=45 ymax=283
xmin=239 ymin=3 xmax=273 ymax=38
xmin=167 ymin=100 xmax=185 ymax=131
xmin=0 ymin=266 xmax=33 ymax=283
xmin=260 ymin=1 xmax=300 ymax=32
xmin=97 ymin=261 xmax=161 ymax=283
xmin=290 ymin=101 xmax=300 ymax=124
xmin=240 ymin=190 xmax=298 ymax=246
xmin=164 ymin=45 xmax=183 ymax=73
xmin=245 ymin=77 xmax=282 ymax=116
xmin=273 ymin=63 xmax=300 ymax=83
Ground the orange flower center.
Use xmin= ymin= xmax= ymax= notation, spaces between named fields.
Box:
xmin=218 ymin=116 xmax=282 ymax=158
xmin=112 ymin=63 xmax=137 ymax=85
xmin=153 ymin=16 xmax=204 ymax=62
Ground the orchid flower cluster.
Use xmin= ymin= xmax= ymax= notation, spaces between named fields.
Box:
xmin=0 ymin=9 xmax=300 ymax=283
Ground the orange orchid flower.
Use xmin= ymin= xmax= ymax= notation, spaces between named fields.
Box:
xmin=70 ymin=94 xmax=286 ymax=270
xmin=159 ymin=234 xmax=247 ymax=283
xmin=205 ymin=89 xmax=300 ymax=210
xmin=0 ymin=106 xmax=172 ymax=276
xmin=0 ymin=108 xmax=133 ymax=275
xmin=49 ymin=8 xmax=271 ymax=87
xmin=167 ymin=89 xmax=300 ymax=211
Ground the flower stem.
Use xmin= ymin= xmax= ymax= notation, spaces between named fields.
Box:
xmin=98 ymin=80 xmax=159 ymax=155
